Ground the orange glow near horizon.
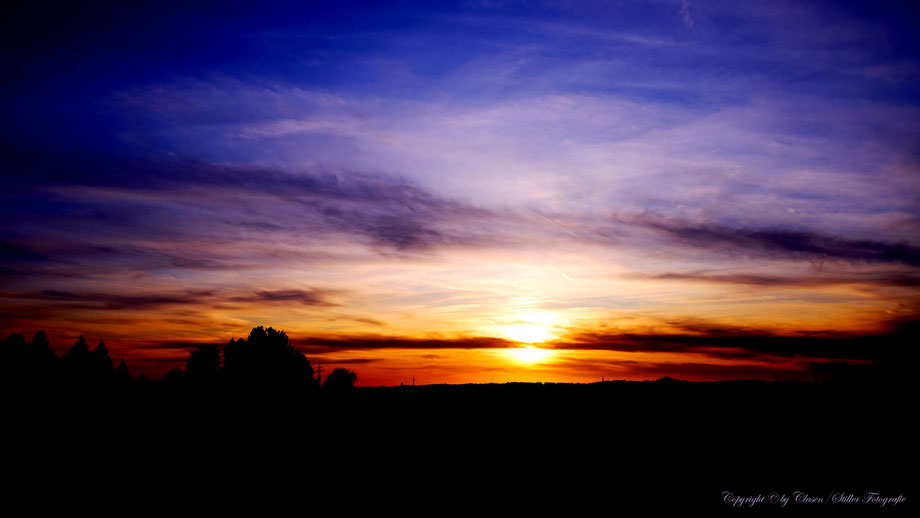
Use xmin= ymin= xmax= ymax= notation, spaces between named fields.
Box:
xmin=1 ymin=242 xmax=912 ymax=386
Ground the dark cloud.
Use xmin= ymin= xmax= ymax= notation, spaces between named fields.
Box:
xmin=335 ymin=214 xmax=443 ymax=250
xmin=552 ymin=319 xmax=918 ymax=364
xmin=309 ymin=357 xmax=381 ymax=365
xmin=242 ymin=289 xmax=336 ymax=306
xmin=343 ymin=317 xmax=386 ymax=326
xmin=299 ymin=335 xmax=516 ymax=352
xmin=227 ymin=220 xmax=284 ymax=231
xmin=7 ymin=287 xmax=335 ymax=310
xmin=1 ymin=151 xmax=493 ymax=252
xmin=629 ymin=214 xmax=920 ymax=266
xmin=642 ymin=271 xmax=920 ymax=287
xmin=0 ymin=241 xmax=47 ymax=262
xmin=206 ymin=320 xmax=920 ymax=368
xmin=0 ymin=239 xmax=250 ymax=279
xmin=18 ymin=289 xmax=218 ymax=310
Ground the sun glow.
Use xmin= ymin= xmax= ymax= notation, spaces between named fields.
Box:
xmin=497 ymin=307 xmax=563 ymax=343
xmin=508 ymin=346 xmax=553 ymax=364
xmin=485 ymin=308 xmax=566 ymax=365
xmin=501 ymin=317 xmax=558 ymax=364
xmin=502 ymin=323 xmax=554 ymax=344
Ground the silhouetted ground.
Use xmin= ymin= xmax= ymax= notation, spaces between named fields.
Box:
xmin=6 ymin=377 xmax=913 ymax=514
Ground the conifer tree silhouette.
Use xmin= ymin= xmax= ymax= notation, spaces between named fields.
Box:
xmin=116 ymin=358 xmax=132 ymax=384
xmin=92 ymin=340 xmax=114 ymax=380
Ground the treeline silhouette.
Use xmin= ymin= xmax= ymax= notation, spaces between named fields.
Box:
xmin=0 ymin=325 xmax=357 ymax=394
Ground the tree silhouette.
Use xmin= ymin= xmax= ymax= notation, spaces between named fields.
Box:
xmin=21 ymin=330 xmax=58 ymax=386
xmin=63 ymin=336 xmax=89 ymax=362
xmin=116 ymin=358 xmax=132 ymax=384
xmin=185 ymin=344 xmax=220 ymax=383
xmin=91 ymin=340 xmax=114 ymax=380
xmin=222 ymin=326 xmax=316 ymax=390
xmin=26 ymin=330 xmax=57 ymax=365
xmin=161 ymin=367 xmax=185 ymax=384
xmin=1 ymin=326 xmax=346 ymax=397
xmin=1 ymin=332 xmax=26 ymax=354
xmin=323 ymin=368 xmax=357 ymax=392
xmin=1 ymin=333 xmax=27 ymax=385
xmin=62 ymin=336 xmax=92 ymax=383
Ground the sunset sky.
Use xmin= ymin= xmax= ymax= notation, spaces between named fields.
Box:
xmin=2 ymin=1 xmax=918 ymax=385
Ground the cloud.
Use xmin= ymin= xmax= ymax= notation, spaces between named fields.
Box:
xmin=629 ymin=214 xmax=920 ymax=266
xmin=308 ymin=357 xmax=381 ymax=365
xmin=299 ymin=334 xmax=517 ymax=352
xmin=552 ymin=318 xmax=917 ymax=364
xmin=679 ymin=0 xmax=694 ymax=29
xmin=283 ymin=318 xmax=917 ymax=367
xmin=641 ymin=271 xmax=920 ymax=287
xmin=0 ymin=238 xmax=257 ymax=280
xmin=8 ymin=287 xmax=336 ymax=310
xmin=242 ymin=289 xmax=337 ymax=306
xmin=16 ymin=289 xmax=219 ymax=310
xmin=7 ymin=151 xmax=495 ymax=252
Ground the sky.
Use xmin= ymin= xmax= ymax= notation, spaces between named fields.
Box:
xmin=1 ymin=0 xmax=919 ymax=385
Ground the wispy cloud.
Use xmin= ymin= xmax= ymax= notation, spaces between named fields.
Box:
xmin=6 ymin=287 xmax=336 ymax=310
xmin=679 ymin=0 xmax=694 ymax=30
xmin=624 ymin=214 xmax=920 ymax=266
xmin=2 ymin=151 xmax=499 ymax=259
xmin=640 ymin=270 xmax=920 ymax=288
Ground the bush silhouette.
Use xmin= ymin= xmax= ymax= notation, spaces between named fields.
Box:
xmin=323 ymin=368 xmax=357 ymax=392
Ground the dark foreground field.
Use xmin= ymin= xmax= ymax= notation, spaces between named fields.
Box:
xmin=6 ymin=378 xmax=913 ymax=514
